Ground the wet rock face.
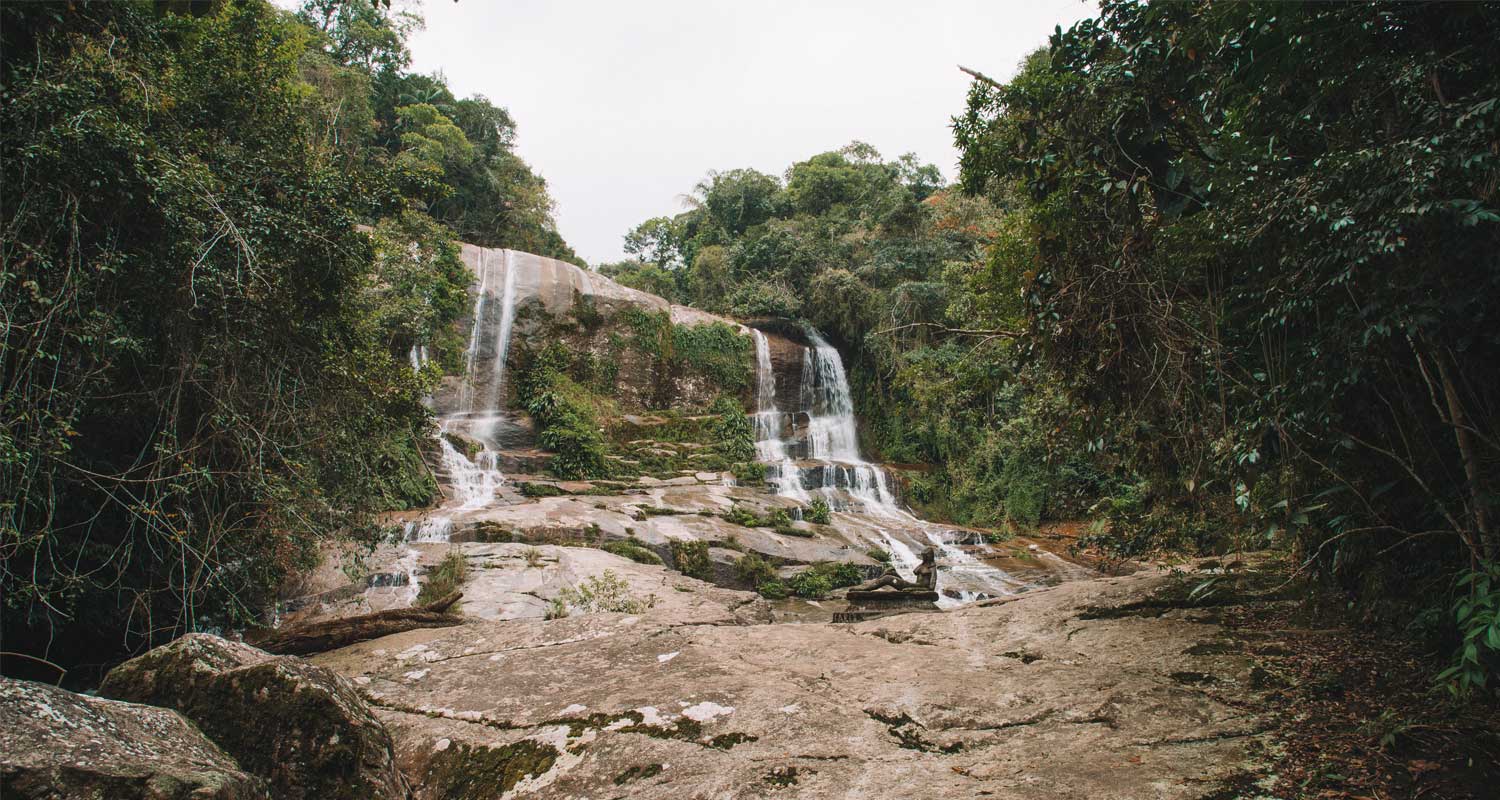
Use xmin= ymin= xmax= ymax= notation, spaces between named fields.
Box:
xmin=430 ymin=245 xmax=759 ymax=416
xmin=99 ymin=634 xmax=409 ymax=800
xmin=0 ymin=675 xmax=265 ymax=799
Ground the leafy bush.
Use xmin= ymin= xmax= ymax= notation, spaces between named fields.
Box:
xmin=805 ymin=499 xmax=832 ymax=525
xmin=788 ymin=571 xmax=833 ymax=599
xmin=673 ymin=323 xmax=753 ymax=391
xmin=728 ymin=278 xmax=803 ymax=319
xmin=757 ymin=581 xmax=790 ymax=600
xmin=518 ymin=347 xmax=610 ymax=479
xmin=1439 ymin=561 xmax=1500 ymax=697
xmin=787 ymin=561 xmax=865 ymax=599
xmin=416 ymin=551 xmax=468 ymax=606
xmin=710 ymin=396 xmax=755 ymax=462
xmin=731 ymin=461 xmax=766 ymax=485
xmin=735 ymin=553 xmax=778 ymax=588
xmin=554 ymin=570 xmax=654 ymax=615
xmin=602 ymin=540 xmax=664 ymax=566
xmin=669 ymin=540 xmax=713 ymax=581
xmin=724 ymin=505 xmax=762 ymax=527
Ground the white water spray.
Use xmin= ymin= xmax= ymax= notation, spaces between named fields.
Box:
xmin=408 ymin=248 xmax=521 ymax=543
xmin=752 ymin=330 xmax=809 ymax=501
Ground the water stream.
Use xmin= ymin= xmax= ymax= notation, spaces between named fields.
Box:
xmin=407 ymin=248 xmax=518 ymax=543
xmin=750 ymin=325 xmax=1025 ymax=604
xmin=752 ymin=330 xmax=809 ymax=502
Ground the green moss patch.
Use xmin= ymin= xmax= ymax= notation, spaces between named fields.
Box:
xmin=614 ymin=763 xmax=664 ymax=785
xmin=421 ymin=740 xmax=559 ymax=799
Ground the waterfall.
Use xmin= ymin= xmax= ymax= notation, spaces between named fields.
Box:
xmin=409 ymin=248 xmax=520 ymax=542
xmin=799 ymin=329 xmax=900 ymax=513
xmin=749 ymin=325 xmax=1030 ymax=606
xmin=747 ymin=325 xmax=900 ymax=513
xmin=752 ymin=330 xmax=809 ymax=501
xmin=481 ymin=249 xmax=518 ymax=440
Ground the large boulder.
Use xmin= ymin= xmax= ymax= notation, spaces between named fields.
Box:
xmin=99 ymin=634 xmax=409 ymax=800
xmin=0 ymin=676 xmax=264 ymax=799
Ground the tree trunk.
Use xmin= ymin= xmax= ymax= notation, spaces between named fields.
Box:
xmin=1435 ymin=351 xmax=1494 ymax=563
xmin=254 ymin=592 xmax=464 ymax=656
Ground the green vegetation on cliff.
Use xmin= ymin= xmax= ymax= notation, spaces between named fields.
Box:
xmin=0 ymin=0 xmax=574 ymax=677
xmin=618 ymin=2 xmax=1500 ymax=695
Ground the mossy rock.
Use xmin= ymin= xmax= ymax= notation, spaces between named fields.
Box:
xmin=421 ymin=739 xmax=559 ymax=799
xmin=98 ymin=634 xmax=407 ymax=799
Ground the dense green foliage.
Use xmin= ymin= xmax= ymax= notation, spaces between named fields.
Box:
xmin=669 ymin=539 xmax=713 ymax=582
xmin=788 ymin=561 xmax=865 ymax=599
xmin=951 ymin=1 xmax=1500 ymax=693
xmin=602 ymin=538 xmax=663 ymax=566
xmin=0 ymin=0 xmax=573 ymax=676
xmin=616 ymin=308 xmax=754 ymax=403
xmin=709 ymin=396 xmax=756 ymax=462
xmin=615 ymin=143 xmax=1107 ymax=529
xmin=296 ymin=0 xmax=577 ymax=262
xmin=618 ymin=1 xmax=1500 ymax=696
xmin=516 ymin=343 xmax=610 ymax=479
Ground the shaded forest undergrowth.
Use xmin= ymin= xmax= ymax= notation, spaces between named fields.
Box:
xmin=1128 ymin=559 xmax=1500 ymax=799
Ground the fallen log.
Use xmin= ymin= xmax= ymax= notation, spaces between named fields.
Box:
xmin=255 ymin=591 xmax=464 ymax=656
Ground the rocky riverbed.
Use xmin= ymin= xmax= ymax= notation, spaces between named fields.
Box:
xmin=3 ymin=557 xmax=1282 ymax=799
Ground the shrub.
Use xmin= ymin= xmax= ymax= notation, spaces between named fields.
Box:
xmin=728 ymin=279 xmax=802 ymax=318
xmin=757 ymin=581 xmax=790 ymax=600
xmin=674 ymin=323 xmax=753 ymax=392
xmin=735 ymin=553 xmax=777 ymax=588
xmin=731 ymin=461 xmax=766 ymax=485
xmin=805 ymin=498 xmax=832 ymax=525
xmin=518 ymin=345 xmax=611 ymax=479
xmin=724 ymin=505 xmax=762 ymax=527
xmin=788 ymin=561 xmax=866 ymax=599
xmin=669 ymin=539 xmax=713 ymax=581
xmin=602 ymin=539 xmax=663 ymax=565
xmin=788 ymin=571 xmax=833 ymax=599
xmin=710 ymin=396 xmax=756 ymax=462
xmin=867 ymin=547 xmax=892 ymax=565
xmin=416 ymin=551 xmax=468 ymax=606
xmin=554 ymin=570 xmax=653 ymax=614
xmin=1438 ymin=560 xmax=1500 ymax=698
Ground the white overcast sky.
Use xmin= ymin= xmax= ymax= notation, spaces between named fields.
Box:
xmin=296 ymin=0 xmax=1097 ymax=264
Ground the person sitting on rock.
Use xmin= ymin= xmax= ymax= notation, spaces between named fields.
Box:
xmin=853 ymin=547 xmax=937 ymax=592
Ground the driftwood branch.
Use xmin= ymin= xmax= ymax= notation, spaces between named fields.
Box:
xmin=256 ymin=591 xmax=464 ymax=656
xmin=870 ymin=321 xmax=1023 ymax=339
xmin=959 ymin=65 xmax=1004 ymax=89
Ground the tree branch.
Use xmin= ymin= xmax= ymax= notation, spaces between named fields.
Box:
xmin=959 ymin=65 xmax=1005 ymax=89
xmin=871 ymin=321 xmax=1022 ymax=339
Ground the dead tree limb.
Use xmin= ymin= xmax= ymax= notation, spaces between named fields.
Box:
xmin=870 ymin=321 xmax=1023 ymax=339
xmin=959 ymin=65 xmax=1005 ymax=89
xmin=255 ymin=591 xmax=464 ymax=656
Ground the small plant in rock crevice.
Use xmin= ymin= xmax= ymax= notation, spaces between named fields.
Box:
xmin=553 ymin=570 xmax=655 ymax=615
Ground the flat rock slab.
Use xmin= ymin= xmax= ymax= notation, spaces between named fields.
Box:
xmin=0 ymin=676 xmax=265 ymax=799
xmin=314 ymin=568 xmax=1271 ymax=799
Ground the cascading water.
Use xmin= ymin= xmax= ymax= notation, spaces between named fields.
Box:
xmin=749 ymin=325 xmax=1029 ymax=605
xmin=408 ymin=248 xmax=519 ymax=542
xmin=408 ymin=345 xmax=429 ymax=371
xmin=752 ymin=330 xmax=809 ymax=501
xmin=480 ymin=250 xmax=518 ymax=443
xmin=799 ymin=329 xmax=900 ymax=513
